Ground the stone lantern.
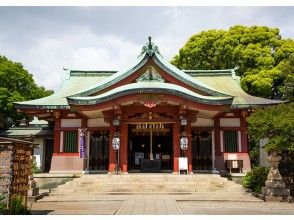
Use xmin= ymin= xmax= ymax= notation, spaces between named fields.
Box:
xmin=261 ymin=152 xmax=293 ymax=202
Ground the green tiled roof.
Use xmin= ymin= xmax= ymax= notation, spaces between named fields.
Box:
xmin=15 ymin=38 xmax=283 ymax=110
xmin=0 ymin=128 xmax=53 ymax=137
xmin=193 ymin=75 xmax=282 ymax=107
xmin=67 ymin=82 xmax=233 ymax=106
xmin=14 ymin=69 xmax=109 ymax=109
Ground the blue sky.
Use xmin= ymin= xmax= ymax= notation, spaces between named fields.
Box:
xmin=0 ymin=7 xmax=293 ymax=90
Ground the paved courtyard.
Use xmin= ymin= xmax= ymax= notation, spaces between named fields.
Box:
xmin=30 ymin=194 xmax=294 ymax=215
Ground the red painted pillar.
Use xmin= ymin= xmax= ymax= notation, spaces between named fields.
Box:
xmin=213 ymin=117 xmax=222 ymax=170
xmin=108 ymin=125 xmax=116 ymax=173
xmin=214 ymin=117 xmax=221 ymax=154
xmin=185 ymin=123 xmax=193 ymax=173
xmin=120 ymin=123 xmax=128 ymax=173
xmin=173 ymin=123 xmax=180 ymax=173
xmin=241 ymin=117 xmax=248 ymax=153
xmin=53 ymin=117 xmax=61 ymax=153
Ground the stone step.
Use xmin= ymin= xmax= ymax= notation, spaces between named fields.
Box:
xmin=69 ymin=180 xmax=230 ymax=185
xmin=51 ymin=188 xmax=245 ymax=194
xmin=48 ymin=191 xmax=251 ymax=198
xmin=60 ymin=181 xmax=240 ymax=186
xmin=56 ymin=185 xmax=243 ymax=191
xmin=77 ymin=176 xmax=224 ymax=180
xmin=48 ymin=174 xmax=246 ymax=197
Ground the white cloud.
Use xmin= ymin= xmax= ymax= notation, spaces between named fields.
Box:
xmin=7 ymin=28 xmax=141 ymax=91
xmin=0 ymin=7 xmax=294 ymax=92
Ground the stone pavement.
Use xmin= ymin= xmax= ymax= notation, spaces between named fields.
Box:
xmin=31 ymin=201 xmax=123 ymax=215
xmin=30 ymin=194 xmax=294 ymax=215
xmin=177 ymin=201 xmax=294 ymax=215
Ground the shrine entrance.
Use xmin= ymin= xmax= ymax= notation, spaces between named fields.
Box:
xmin=192 ymin=131 xmax=213 ymax=171
xmin=128 ymin=123 xmax=173 ymax=172
xmin=89 ymin=131 xmax=109 ymax=172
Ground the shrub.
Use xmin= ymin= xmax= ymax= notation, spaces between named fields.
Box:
xmin=10 ymin=196 xmax=31 ymax=215
xmin=242 ymin=166 xmax=269 ymax=193
xmin=31 ymin=160 xmax=42 ymax=174
xmin=0 ymin=194 xmax=7 ymax=214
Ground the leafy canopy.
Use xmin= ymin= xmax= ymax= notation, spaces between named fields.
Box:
xmin=0 ymin=55 xmax=53 ymax=128
xmin=172 ymin=25 xmax=294 ymax=99
xmin=246 ymin=103 xmax=294 ymax=154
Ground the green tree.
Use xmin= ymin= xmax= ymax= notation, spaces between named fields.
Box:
xmin=246 ymin=103 xmax=294 ymax=154
xmin=279 ymin=54 xmax=294 ymax=101
xmin=172 ymin=25 xmax=294 ymax=99
xmin=0 ymin=55 xmax=53 ymax=128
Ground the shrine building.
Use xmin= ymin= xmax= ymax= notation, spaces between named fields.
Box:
xmin=14 ymin=37 xmax=281 ymax=174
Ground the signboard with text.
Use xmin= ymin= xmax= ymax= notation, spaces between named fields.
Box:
xmin=179 ymin=157 xmax=188 ymax=171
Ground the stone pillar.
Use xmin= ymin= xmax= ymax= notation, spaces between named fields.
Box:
xmin=185 ymin=123 xmax=193 ymax=173
xmin=173 ymin=123 xmax=180 ymax=173
xmin=261 ymin=152 xmax=293 ymax=202
xmin=27 ymin=156 xmax=42 ymax=203
xmin=108 ymin=125 xmax=116 ymax=173
xmin=120 ymin=123 xmax=128 ymax=173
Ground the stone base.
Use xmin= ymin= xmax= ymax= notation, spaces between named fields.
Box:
xmin=211 ymin=169 xmax=220 ymax=174
xmin=27 ymin=194 xmax=43 ymax=203
xmin=107 ymin=171 xmax=126 ymax=175
xmin=259 ymin=194 xmax=293 ymax=202
xmin=28 ymin=187 xmax=39 ymax=196
xmin=262 ymin=187 xmax=291 ymax=197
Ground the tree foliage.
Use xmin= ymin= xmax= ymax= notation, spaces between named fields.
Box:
xmin=0 ymin=55 xmax=53 ymax=128
xmin=280 ymin=54 xmax=294 ymax=101
xmin=242 ymin=166 xmax=269 ymax=193
xmin=246 ymin=103 xmax=294 ymax=154
xmin=172 ymin=25 xmax=294 ymax=99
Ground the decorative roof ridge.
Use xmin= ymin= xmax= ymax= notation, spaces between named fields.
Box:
xmin=138 ymin=36 xmax=162 ymax=58
xmin=62 ymin=68 xmax=117 ymax=77
xmin=184 ymin=68 xmax=237 ymax=79
xmin=62 ymin=37 xmax=233 ymax=98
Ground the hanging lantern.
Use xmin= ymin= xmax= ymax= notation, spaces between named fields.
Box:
xmin=112 ymin=137 xmax=120 ymax=150
xmin=180 ymin=136 xmax=188 ymax=150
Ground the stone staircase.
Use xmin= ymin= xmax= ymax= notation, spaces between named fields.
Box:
xmin=49 ymin=174 xmax=249 ymax=196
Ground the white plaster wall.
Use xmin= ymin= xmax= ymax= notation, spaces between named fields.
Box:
xmin=61 ymin=119 xmax=81 ymax=127
xmin=220 ymin=118 xmax=240 ymax=127
xmin=87 ymin=118 xmax=109 ymax=127
xmin=33 ymin=138 xmax=44 ymax=169
xmin=191 ymin=118 xmax=214 ymax=127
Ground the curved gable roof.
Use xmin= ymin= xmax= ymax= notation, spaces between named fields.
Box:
xmin=14 ymin=37 xmax=283 ymax=110
xmin=67 ymin=82 xmax=233 ymax=106
xmin=70 ymin=39 xmax=231 ymax=98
